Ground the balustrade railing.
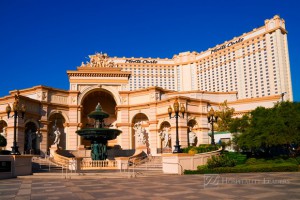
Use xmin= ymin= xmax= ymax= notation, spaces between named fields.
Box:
xmin=80 ymin=160 xmax=118 ymax=169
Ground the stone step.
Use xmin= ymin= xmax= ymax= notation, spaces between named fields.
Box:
xmin=131 ymin=165 xmax=162 ymax=169
xmin=19 ymin=174 xmax=128 ymax=179
xmin=18 ymin=170 xmax=167 ymax=179
xmin=130 ymin=168 xmax=162 ymax=171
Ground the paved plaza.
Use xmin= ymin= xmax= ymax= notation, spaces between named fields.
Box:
xmin=0 ymin=172 xmax=299 ymax=200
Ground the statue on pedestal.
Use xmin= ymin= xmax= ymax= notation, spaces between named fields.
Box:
xmin=159 ymin=127 xmax=171 ymax=148
xmin=188 ymin=127 xmax=197 ymax=146
xmin=0 ymin=127 xmax=7 ymax=139
xmin=53 ymin=127 xmax=61 ymax=145
xmin=26 ymin=129 xmax=36 ymax=150
xmin=133 ymin=121 xmax=146 ymax=146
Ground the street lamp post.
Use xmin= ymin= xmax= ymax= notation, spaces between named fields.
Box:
xmin=168 ymin=99 xmax=185 ymax=153
xmin=5 ymin=91 xmax=26 ymax=155
xmin=207 ymin=107 xmax=218 ymax=145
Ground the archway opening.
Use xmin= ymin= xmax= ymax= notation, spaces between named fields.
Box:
xmin=187 ymin=119 xmax=197 ymax=146
xmin=132 ymin=113 xmax=149 ymax=150
xmin=81 ymin=90 xmax=117 ymax=148
xmin=24 ymin=122 xmax=38 ymax=154
xmin=0 ymin=120 xmax=8 ymax=149
xmin=158 ymin=121 xmax=171 ymax=153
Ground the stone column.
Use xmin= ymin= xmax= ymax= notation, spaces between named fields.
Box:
xmin=148 ymin=120 xmax=158 ymax=156
xmin=39 ymin=119 xmax=49 ymax=157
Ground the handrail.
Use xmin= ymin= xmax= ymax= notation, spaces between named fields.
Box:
xmin=162 ymin=162 xmax=184 ymax=175
xmin=32 ymin=155 xmax=51 ymax=172
xmin=130 ymin=156 xmax=148 ymax=176
xmin=51 ymin=151 xmax=76 ymax=178
xmin=33 ymin=153 xmax=76 ymax=179
xmin=127 ymin=155 xmax=159 ymax=177
xmin=128 ymin=151 xmax=148 ymax=165
xmin=129 ymin=154 xmax=149 ymax=166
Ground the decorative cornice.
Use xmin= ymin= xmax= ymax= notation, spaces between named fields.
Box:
xmin=116 ymin=123 xmax=132 ymax=127
xmin=67 ymin=72 xmax=131 ymax=78
xmin=148 ymin=120 xmax=159 ymax=125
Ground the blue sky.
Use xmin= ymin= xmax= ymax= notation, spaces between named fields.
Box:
xmin=1 ymin=0 xmax=299 ymax=102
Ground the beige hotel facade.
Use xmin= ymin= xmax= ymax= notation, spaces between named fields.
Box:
xmin=0 ymin=15 xmax=293 ymax=156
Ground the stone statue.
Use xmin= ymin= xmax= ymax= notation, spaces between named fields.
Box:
xmin=53 ymin=127 xmax=61 ymax=145
xmin=107 ymin=60 xmax=114 ymax=68
xmin=91 ymin=142 xmax=100 ymax=160
xmin=0 ymin=127 xmax=7 ymax=139
xmin=90 ymin=141 xmax=107 ymax=160
xmin=133 ymin=121 xmax=146 ymax=146
xmin=159 ymin=127 xmax=171 ymax=148
xmin=188 ymin=127 xmax=197 ymax=146
xmin=26 ymin=129 xmax=36 ymax=150
xmin=101 ymin=144 xmax=107 ymax=160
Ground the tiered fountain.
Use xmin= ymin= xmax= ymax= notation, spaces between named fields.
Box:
xmin=76 ymin=103 xmax=121 ymax=160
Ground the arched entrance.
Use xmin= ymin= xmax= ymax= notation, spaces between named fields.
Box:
xmin=131 ymin=113 xmax=149 ymax=150
xmin=24 ymin=122 xmax=38 ymax=154
xmin=81 ymin=89 xmax=117 ymax=148
xmin=48 ymin=113 xmax=66 ymax=150
xmin=158 ymin=121 xmax=171 ymax=153
xmin=187 ymin=119 xmax=197 ymax=146
xmin=0 ymin=120 xmax=8 ymax=149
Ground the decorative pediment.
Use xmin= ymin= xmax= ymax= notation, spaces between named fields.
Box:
xmin=80 ymin=52 xmax=117 ymax=68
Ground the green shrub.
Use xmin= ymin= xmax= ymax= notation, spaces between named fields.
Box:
xmin=286 ymin=158 xmax=299 ymax=164
xmin=272 ymin=158 xmax=285 ymax=163
xmin=184 ymin=162 xmax=299 ymax=174
xmin=245 ymin=157 xmax=299 ymax=165
xmin=182 ymin=144 xmax=220 ymax=154
xmin=245 ymin=158 xmax=257 ymax=165
xmin=184 ymin=169 xmax=202 ymax=174
xmin=182 ymin=146 xmax=193 ymax=153
xmin=207 ymin=155 xmax=236 ymax=169
xmin=188 ymin=148 xmax=198 ymax=155
xmin=223 ymin=152 xmax=247 ymax=165
xmin=197 ymin=165 xmax=208 ymax=171
xmin=295 ymin=156 xmax=300 ymax=164
xmin=245 ymin=158 xmax=266 ymax=165
xmin=210 ymin=163 xmax=298 ymax=173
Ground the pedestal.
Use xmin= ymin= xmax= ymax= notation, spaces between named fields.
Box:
xmin=49 ymin=145 xmax=58 ymax=157
xmin=134 ymin=145 xmax=148 ymax=156
xmin=115 ymin=157 xmax=129 ymax=170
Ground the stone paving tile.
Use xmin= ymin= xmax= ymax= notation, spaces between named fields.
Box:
xmin=0 ymin=172 xmax=299 ymax=199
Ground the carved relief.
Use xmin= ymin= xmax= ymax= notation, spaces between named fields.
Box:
xmin=50 ymin=95 xmax=68 ymax=104
xmin=37 ymin=92 xmax=41 ymax=101
xmin=150 ymin=92 xmax=160 ymax=101
xmin=37 ymin=92 xmax=47 ymax=101
xmin=122 ymin=97 xmax=127 ymax=104
xmin=71 ymin=96 xmax=77 ymax=104
xmin=80 ymin=52 xmax=118 ymax=68
xmin=42 ymin=92 xmax=47 ymax=101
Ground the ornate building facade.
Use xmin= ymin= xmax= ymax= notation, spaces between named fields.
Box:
xmin=0 ymin=16 xmax=291 ymax=156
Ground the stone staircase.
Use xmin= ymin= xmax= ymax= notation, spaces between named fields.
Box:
xmin=21 ymin=155 xmax=166 ymax=179
xmin=32 ymin=156 xmax=66 ymax=173
xmin=128 ymin=156 xmax=163 ymax=176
